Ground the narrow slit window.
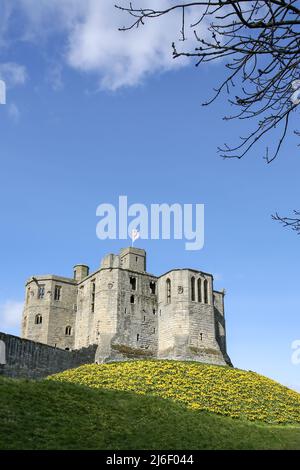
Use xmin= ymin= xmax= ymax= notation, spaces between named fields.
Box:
xmin=130 ymin=295 xmax=135 ymax=304
xmin=197 ymin=278 xmax=202 ymax=303
xmin=130 ymin=276 xmax=137 ymax=291
xmin=54 ymin=285 xmax=61 ymax=301
xmin=91 ymin=281 xmax=96 ymax=313
xmin=166 ymin=278 xmax=171 ymax=304
xmin=191 ymin=277 xmax=195 ymax=301
xmin=204 ymin=279 xmax=209 ymax=304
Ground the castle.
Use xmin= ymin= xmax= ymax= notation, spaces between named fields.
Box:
xmin=21 ymin=247 xmax=232 ymax=366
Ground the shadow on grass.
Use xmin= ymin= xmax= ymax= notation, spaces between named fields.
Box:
xmin=0 ymin=376 xmax=300 ymax=450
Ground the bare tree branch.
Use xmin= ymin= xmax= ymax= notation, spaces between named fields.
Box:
xmin=116 ymin=1 xmax=300 ymax=162
xmin=272 ymin=211 xmax=300 ymax=233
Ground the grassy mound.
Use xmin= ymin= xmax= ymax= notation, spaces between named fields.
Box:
xmin=1 ymin=376 xmax=300 ymax=450
xmin=49 ymin=360 xmax=300 ymax=425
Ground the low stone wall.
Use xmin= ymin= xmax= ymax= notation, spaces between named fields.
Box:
xmin=0 ymin=332 xmax=97 ymax=379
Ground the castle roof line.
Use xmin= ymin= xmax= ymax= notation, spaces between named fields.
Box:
xmin=76 ymin=266 xmax=158 ymax=284
xmin=213 ymin=289 xmax=225 ymax=296
xmin=26 ymin=267 xmax=215 ymax=287
xmin=25 ymin=275 xmax=77 ymax=287
xmin=70 ymin=266 xmax=214 ymax=285
xmin=160 ymin=268 xmax=213 ymax=279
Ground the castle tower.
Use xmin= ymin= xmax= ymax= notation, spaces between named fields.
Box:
xmin=74 ymin=247 xmax=158 ymax=359
xmin=119 ymin=247 xmax=146 ymax=272
xmin=74 ymin=265 xmax=89 ymax=282
xmin=157 ymin=269 xmax=231 ymax=365
xmin=22 ymin=274 xmax=78 ymax=350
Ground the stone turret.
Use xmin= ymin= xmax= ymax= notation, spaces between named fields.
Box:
xmin=119 ymin=247 xmax=146 ymax=272
xmin=73 ymin=265 xmax=89 ymax=281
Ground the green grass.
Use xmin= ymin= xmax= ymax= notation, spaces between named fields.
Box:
xmin=49 ymin=360 xmax=300 ymax=425
xmin=1 ymin=375 xmax=300 ymax=450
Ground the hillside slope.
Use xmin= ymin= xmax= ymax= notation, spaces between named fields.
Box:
xmin=50 ymin=360 xmax=300 ymax=425
xmin=0 ymin=375 xmax=300 ymax=450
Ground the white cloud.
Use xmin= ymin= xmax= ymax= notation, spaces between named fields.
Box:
xmin=0 ymin=300 xmax=23 ymax=335
xmin=0 ymin=64 xmax=26 ymax=117
xmin=7 ymin=103 xmax=21 ymax=122
xmin=66 ymin=1 xmax=191 ymax=90
xmin=17 ymin=0 xmax=85 ymax=40
xmin=1 ymin=1 xmax=205 ymax=90
xmin=0 ymin=62 xmax=27 ymax=87
xmin=0 ymin=1 xmax=14 ymax=47
xmin=46 ymin=63 xmax=64 ymax=91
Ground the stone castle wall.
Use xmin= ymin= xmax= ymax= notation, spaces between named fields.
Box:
xmin=0 ymin=332 xmax=97 ymax=379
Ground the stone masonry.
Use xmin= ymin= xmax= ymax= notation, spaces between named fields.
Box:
xmin=0 ymin=332 xmax=97 ymax=379
xmin=21 ymin=247 xmax=232 ymax=366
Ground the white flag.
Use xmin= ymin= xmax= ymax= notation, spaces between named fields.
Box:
xmin=0 ymin=80 xmax=6 ymax=105
xmin=130 ymin=229 xmax=140 ymax=245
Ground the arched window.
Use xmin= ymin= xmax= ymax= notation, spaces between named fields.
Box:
xmin=65 ymin=325 xmax=72 ymax=336
xmin=191 ymin=277 xmax=195 ymax=301
xmin=197 ymin=278 xmax=202 ymax=303
xmin=35 ymin=314 xmax=42 ymax=325
xmin=203 ymin=279 xmax=209 ymax=304
xmin=166 ymin=278 xmax=171 ymax=304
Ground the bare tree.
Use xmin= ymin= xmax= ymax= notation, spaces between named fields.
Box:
xmin=116 ymin=1 xmax=300 ymax=231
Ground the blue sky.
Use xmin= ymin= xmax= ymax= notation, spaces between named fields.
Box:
xmin=0 ymin=1 xmax=300 ymax=391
